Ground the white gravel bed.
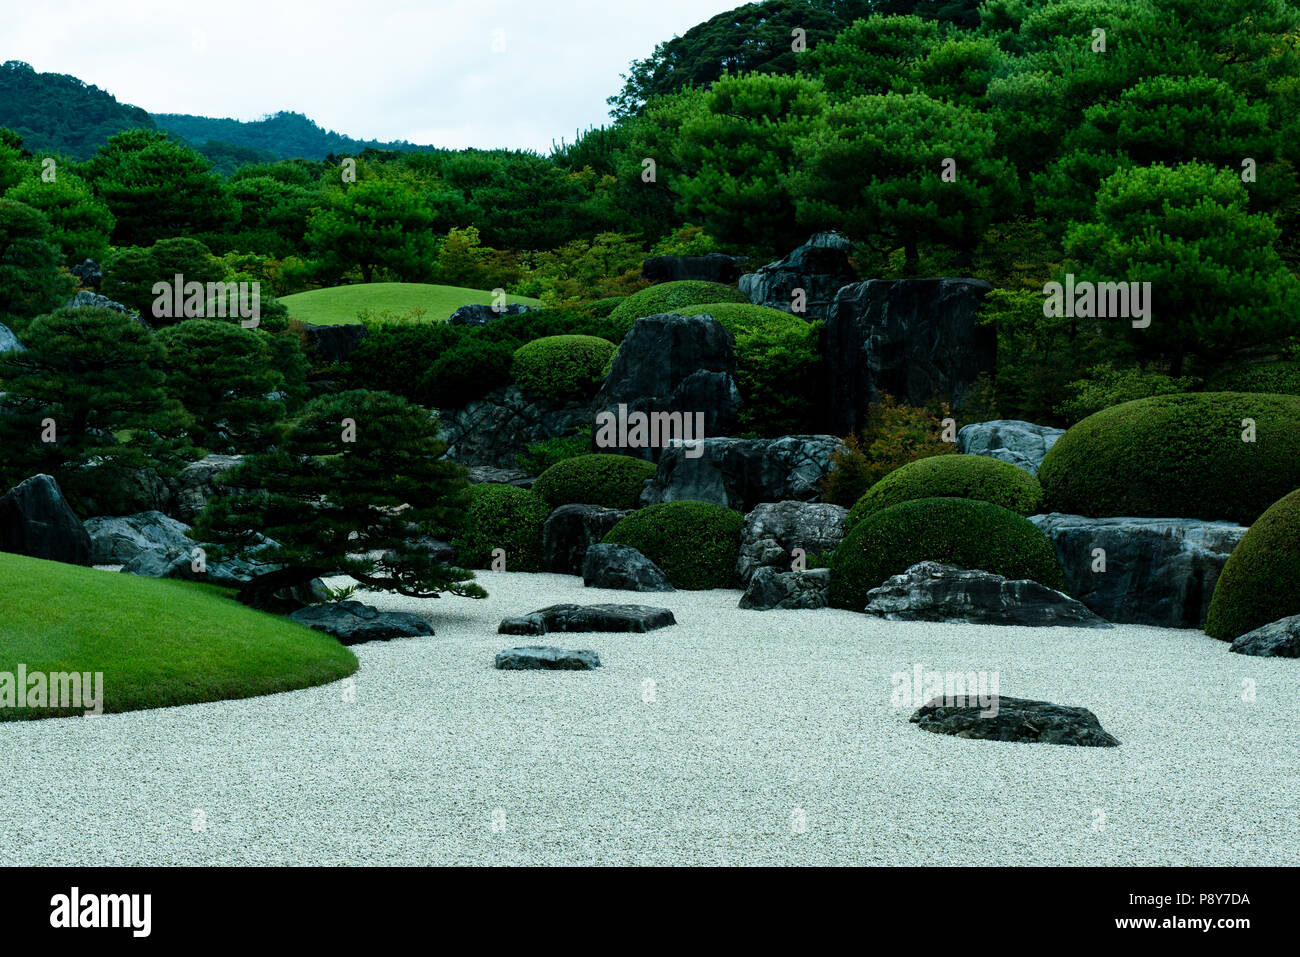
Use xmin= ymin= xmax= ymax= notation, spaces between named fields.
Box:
xmin=2 ymin=569 xmax=1296 ymax=866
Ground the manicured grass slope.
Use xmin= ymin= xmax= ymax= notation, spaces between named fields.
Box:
xmin=281 ymin=282 xmax=541 ymax=326
xmin=0 ymin=552 xmax=358 ymax=720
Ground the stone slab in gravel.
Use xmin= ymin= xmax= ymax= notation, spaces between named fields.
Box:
xmin=1230 ymin=615 xmax=1300 ymax=658
xmin=582 ymin=543 xmax=673 ymax=591
xmin=864 ymin=562 xmax=1111 ymax=628
xmin=910 ymin=696 xmax=1120 ymax=747
xmin=495 ymin=646 xmax=602 ymax=670
xmin=290 ymin=600 xmax=434 ymax=645
xmin=738 ymin=566 xmax=830 ymax=610
xmin=499 ymin=602 xmax=676 ymax=635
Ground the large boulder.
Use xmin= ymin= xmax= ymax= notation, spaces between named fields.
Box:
xmin=582 ymin=543 xmax=674 ymax=591
xmin=1028 ymin=513 xmax=1246 ymax=628
xmin=170 ymin=454 xmax=244 ymax=522
xmin=0 ymin=474 xmax=92 ymax=565
xmin=447 ymin=303 xmax=536 ymax=326
xmin=958 ymin=420 xmax=1064 ymax=476
xmin=70 ymin=259 xmax=104 ymax=290
xmin=66 ymin=289 xmax=147 ymax=327
xmin=543 ymin=504 xmax=631 ymax=575
xmin=290 ymin=601 xmax=434 ymax=645
xmin=591 ymin=313 xmax=742 ymax=459
xmin=467 ymin=466 xmax=535 ymax=489
xmin=642 ymin=253 xmax=747 ymax=285
xmin=75 ymin=462 xmax=171 ymax=517
xmin=1230 ymin=615 xmax=1300 ymax=658
xmin=863 ymin=561 xmax=1111 ymax=628
xmin=738 ymin=232 xmax=856 ymax=322
xmin=0 ymin=323 xmax=24 ymax=353
xmin=498 ymin=603 xmax=676 ymax=635
xmin=121 ymin=537 xmax=281 ymax=586
xmin=738 ymin=566 xmax=831 ymax=610
xmin=440 ymin=386 xmax=588 ymax=468
xmin=299 ymin=322 xmax=368 ymax=364
xmin=910 ymin=696 xmax=1120 ymax=747
xmin=823 ymin=278 xmax=995 ymax=432
xmin=639 ymin=435 xmax=839 ymax=511
xmin=495 ymin=646 xmax=602 ymax=670
xmin=736 ymin=500 xmax=848 ymax=585
xmin=83 ymin=511 xmax=193 ymax=565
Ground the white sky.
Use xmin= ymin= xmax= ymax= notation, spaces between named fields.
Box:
xmin=2 ymin=0 xmax=743 ymax=152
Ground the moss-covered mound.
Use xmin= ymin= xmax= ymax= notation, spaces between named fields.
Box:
xmin=602 ymin=500 xmax=743 ymax=589
xmin=847 ymin=455 xmax=1043 ymax=531
xmin=829 ymin=497 xmax=1067 ymax=610
xmin=1038 ymin=393 xmax=1300 ymax=524
xmin=607 ymin=281 xmax=748 ymax=336
xmin=450 ymin=484 xmax=550 ymax=571
xmin=532 ymin=453 xmax=656 ymax=510
xmin=512 ymin=335 xmax=616 ymax=402
xmin=1204 ymin=488 xmax=1300 ymax=641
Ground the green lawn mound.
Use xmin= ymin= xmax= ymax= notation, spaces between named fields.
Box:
xmin=0 ymin=552 xmax=358 ymax=720
xmin=280 ymin=282 xmax=542 ymax=326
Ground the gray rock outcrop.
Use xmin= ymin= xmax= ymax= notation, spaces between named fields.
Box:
xmin=958 ymin=420 xmax=1064 ymax=475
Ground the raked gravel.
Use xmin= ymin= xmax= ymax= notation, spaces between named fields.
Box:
xmin=2 ymin=569 xmax=1297 ymax=866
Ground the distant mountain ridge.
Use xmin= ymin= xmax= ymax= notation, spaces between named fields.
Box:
xmin=0 ymin=61 xmax=435 ymax=163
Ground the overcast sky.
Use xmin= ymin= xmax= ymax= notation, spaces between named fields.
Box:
xmin=4 ymin=0 xmax=742 ymax=152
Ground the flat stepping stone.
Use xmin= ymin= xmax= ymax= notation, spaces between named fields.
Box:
xmin=498 ymin=603 xmax=676 ymax=635
xmin=910 ymin=695 xmax=1120 ymax=747
xmin=1230 ymin=614 xmax=1300 ymax=657
xmin=495 ymin=646 xmax=601 ymax=670
xmin=290 ymin=600 xmax=434 ymax=645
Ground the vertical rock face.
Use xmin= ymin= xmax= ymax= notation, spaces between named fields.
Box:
xmin=1027 ymin=514 xmax=1248 ymax=628
xmin=738 ymin=232 xmax=857 ymax=321
xmin=639 ymin=435 xmax=839 ymax=512
xmin=957 ymin=420 xmax=1064 ymax=475
xmin=0 ymin=474 xmax=93 ymax=566
xmin=591 ymin=313 xmax=742 ymax=459
xmin=822 ymin=278 xmax=995 ymax=433
xmin=0 ymin=323 xmax=24 ymax=353
xmin=641 ymin=253 xmax=747 ymax=285
xmin=542 ymin=504 xmax=632 ymax=575
xmin=440 ymin=386 xmax=589 ymax=468
xmin=735 ymin=500 xmax=849 ymax=585
xmin=299 ymin=322 xmax=369 ymax=364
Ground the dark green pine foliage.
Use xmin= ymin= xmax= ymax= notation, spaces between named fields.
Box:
xmin=191 ymin=389 xmax=486 ymax=602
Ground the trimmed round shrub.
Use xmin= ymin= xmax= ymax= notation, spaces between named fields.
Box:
xmin=419 ymin=338 xmax=515 ymax=408
xmin=678 ymin=302 xmax=822 ymax=436
xmin=532 ymin=453 xmax=656 ymax=510
xmin=602 ymin=500 xmax=743 ymax=589
xmin=1038 ymin=393 xmax=1300 ymax=525
xmin=828 ymin=497 xmax=1066 ymax=610
xmin=512 ymin=335 xmax=616 ymax=402
xmin=450 ymin=484 xmax=550 ymax=572
xmin=608 ymin=280 xmax=748 ymax=336
xmin=1204 ymin=488 xmax=1300 ymax=641
xmin=846 ymin=455 xmax=1043 ymax=531
xmin=584 ymin=296 xmax=625 ymax=318
xmin=1205 ymin=360 xmax=1300 ymax=397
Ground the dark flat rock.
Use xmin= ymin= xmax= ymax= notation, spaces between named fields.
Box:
xmin=290 ymin=600 xmax=434 ymax=645
xmin=1230 ymin=615 xmax=1300 ymax=658
xmin=582 ymin=543 xmax=674 ymax=591
xmin=910 ymin=695 xmax=1120 ymax=747
xmin=495 ymin=646 xmax=602 ymax=670
xmin=498 ymin=603 xmax=676 ymax=635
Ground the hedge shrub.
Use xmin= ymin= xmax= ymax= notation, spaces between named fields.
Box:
xmin=847 ymin=455 xmax=1043 ymax=531
xmin=608 ymin=280 xmax=748 ymax=337
xmin=512 ymin=335 xmax=616 ymax=403
xmin=419 ymin=338 xmax=516 ymax=408
xmin=449 ymin=484 xmax=550 ymax=572
xmin=677 ymin=302 xmax=822 ymax=436
xmin=828 ymin=497 xmax=1067 ymax=610
xmin=1204 ymin=489 xmax=1300 ymax=641
xmin=602 ymin=500 xmax=743 ymax=589
xmin=532 ymin=453 xmax=656 ymax=509
xmin=1038 ymin=393 xmax=1300 ymax=525
xmin=1205 ymin=360 xmax=1300 ymax=397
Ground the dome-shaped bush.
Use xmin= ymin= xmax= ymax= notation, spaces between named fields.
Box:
xmin=1204 ymin=488 xmax=1300 ymax=641
xmin=602 ymin=500 xmax=743 ymax=589
xmin=532 ymin=453 xmax=656 ymax=510
xmin=607 ymin=281 xmax=748 ymax=336
xmin=828 ymin=497 xmax=1066 ymax=610
xmin=846 ymin=455 xmax=1043 ymax=531
xmin=1038 ymin=393 xmax=1300 ymax=525
xmin=512 ymin=335 xmax=616 ymax=402
xmin=450 ymin=484 xmax=550 ymax=572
